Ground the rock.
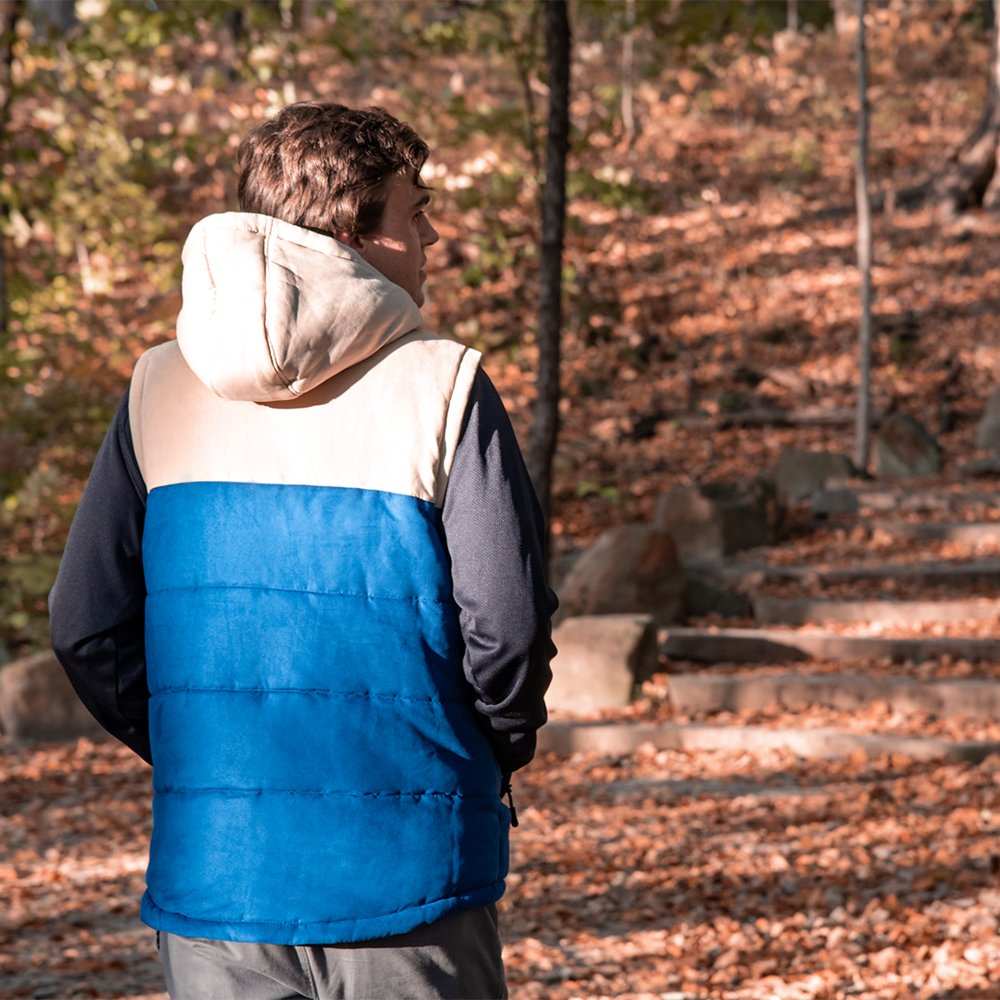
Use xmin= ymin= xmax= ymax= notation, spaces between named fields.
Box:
xmin=975 ymin=389 xmax=1000 ymax=455
xmin=550 ymin=547 xmax=583 ymax=593
xmin=810 ymin=487 xmax=860 ymax=517
xmin=554 ymin=524 xmax=685 ymax=627
xmin=654 ymin=479 xmax=775 ymax=563
xmin=629 ymin=408 xmax=670 ymax=442
xmin=761 ymin=366 xmax=812 ymax=396
xmin=773 ymin=449 xmax=855 ymax=505
xmin=546 ymin=614 xmax=660 ymax=712
xmin=959 ymin=457 xmax=1000 ymax=479
xmin=875 ymin=413 xmax=941 ymax=479
xmin=880 ymin=310 xmax=921 ymax=365
xmin=732 ymin=365 xmax=764 ymax=387
xmin=717 ymin=389 xmax=756 ymax=414
xmin=683 ymin=571 xmax=753 ymax=619
xmin=0 ymin=650 xmax=104 ymax=743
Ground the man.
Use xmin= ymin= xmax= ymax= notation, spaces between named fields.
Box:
xmin=48 ymin=102 xmax=559 ymax=1000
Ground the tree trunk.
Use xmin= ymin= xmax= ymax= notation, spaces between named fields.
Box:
xmin=620 ymin=0 xmax=636 ymax=148
xmin=932 ymin=2 xmax=1000 ymax=213
xmin=527 ymin=0 xmax=570 ymax=574
xmin=0 ymin=0 xmax=24 ymax=346
xmin=495 ymin=2 xmax=542 ymax=180
xmin=854 ymin=0 xmax=874 ymax=472
xmin=225 ymin=6 xmax=245 ymax=44
xmin=787 ymin=0 xmax=799 ymax=34
xmin=294 ymin=0 xmax=315 ymax=33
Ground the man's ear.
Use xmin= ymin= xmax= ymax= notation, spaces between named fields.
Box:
xmin=334 ymin=230 xmax=364 ymax=252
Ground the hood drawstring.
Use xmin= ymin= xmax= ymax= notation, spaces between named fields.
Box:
xmin=502 ymin=779 xmax=519 ymax=827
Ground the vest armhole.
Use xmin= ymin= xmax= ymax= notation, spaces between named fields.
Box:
xmin=127 ymin=347 xmax=154 ymax=486
xmin=434 ymin=345 xmax=482 ymax=508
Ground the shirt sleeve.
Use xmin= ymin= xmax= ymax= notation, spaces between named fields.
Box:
xmin=440 ymin=366 xmax=560 ymax=781
xmin=47 ymin=386 xmax=152 ymax=765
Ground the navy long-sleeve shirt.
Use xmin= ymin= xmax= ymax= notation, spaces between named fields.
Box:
xmin=47 ymin=365 xmax=558 ymax=781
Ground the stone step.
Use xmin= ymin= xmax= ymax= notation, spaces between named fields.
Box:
xmin=873 ymin=521 xmax=1000 ymax=543
xmin=878 ymin=483 xmax=1000 ymax=500
xmin=602 ymin=770 xmax=993 ymax=804
xmin=667 ymin=672 xmax=1000 ymax=719
xmin=537 ymin=719 xmax=1000 ymax=763
xmin=708 ymin=558 xmax=1000 ymax=589
xmin=752 ymin=594 xmax=1000 ymax=626
xmin=854 ymin=488 xmax=1000 ymax=513
xmin=661 ymin=627 xmax=1000 ymax=664
xmin=674 ymin=406 xmax=863 ymax=430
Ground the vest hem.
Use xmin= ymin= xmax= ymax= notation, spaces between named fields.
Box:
xmin=139 ymin=880 xmax=506 ymax=945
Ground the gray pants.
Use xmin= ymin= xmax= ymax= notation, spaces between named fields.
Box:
xmin=156 ymin=903 xmax=508 ymax=1000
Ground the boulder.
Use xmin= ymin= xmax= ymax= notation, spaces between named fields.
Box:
xmin=761 ymin=365 xmax=812 ymax=396
xmin=550 ymin=547 xmax=583 ymax=593
xmin=875 ymin=414 xmax=941 ymax=479
xmin=810 ymin=487 xmax=860 ymax=517
xmin=0 ymin=650 xmax=103 ymax=743
xmin=553 ymin=524 xmax=685 ymax=627
xmin=959 ymin=457 xmax=1000 ymax=479
xmin=654 ymin=479 xmax=775 ymax=563
xmin=683 ymin=571 xmax=753 ymax=619
xmin=546 ymin=614 xmax=660 ymax=712
xmin=975 ymin=389 xmax=1000 ymax=456
xmin=773 ymin=449 xmax=855 ymax=505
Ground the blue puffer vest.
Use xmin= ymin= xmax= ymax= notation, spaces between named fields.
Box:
xmin=129 ymin=213 xmax=508 ymax=945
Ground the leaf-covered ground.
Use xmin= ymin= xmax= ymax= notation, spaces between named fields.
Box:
xmin=5 ymin=5 xmax=1000 ymax=999
xmin=7 ymin=3 xmax=1000 ymax=660
xmin=1 ymin=738 xmax=999 ymax=999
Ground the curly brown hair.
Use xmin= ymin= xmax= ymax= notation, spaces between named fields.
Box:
xmin=236 ymin=102 xmax=430 ymax=239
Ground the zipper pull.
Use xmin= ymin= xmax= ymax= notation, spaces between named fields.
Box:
xmin=503 ymin=780 xmax=519 ymax=827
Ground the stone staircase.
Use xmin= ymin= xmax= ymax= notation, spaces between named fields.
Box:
xmin=540 ymin=481 xmax=1000 ymax=765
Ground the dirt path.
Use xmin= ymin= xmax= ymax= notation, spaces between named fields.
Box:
xmin=2 ymin=738 xmax=998 ymax=999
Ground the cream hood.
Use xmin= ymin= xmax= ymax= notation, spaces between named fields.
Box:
xmin=175 ymin=211 xmax=423 ymax=402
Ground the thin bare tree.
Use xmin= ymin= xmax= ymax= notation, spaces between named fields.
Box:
xmin=932 ymin=0 xmax=1000 ymax=213
xmin=877 ymin=2 xmax=1000 ymax=215
xmin=621 ymin=0 xmax=636 ymax=148
xmin=294 ymin=0 xmax=315 ymax=32
xmin=527 ymin=0 xmax=570 ymax=572
xmin=494 ymin=1 xmax=543 ymax=181
xmin=0 ymin=0 xmax=24 ymax=345
xmin=787 ymin=0 xmax=799 ymax=34
xmin=854 ymin=0 xmax=874 ymax=471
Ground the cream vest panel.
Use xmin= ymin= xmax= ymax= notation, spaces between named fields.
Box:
xmin=128 ymin=329 xmax=483 ymax=508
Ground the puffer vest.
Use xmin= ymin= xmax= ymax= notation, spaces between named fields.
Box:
xmin=129 ymin=321 xmax=508 ymax=945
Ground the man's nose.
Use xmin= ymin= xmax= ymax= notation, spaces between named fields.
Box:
xmin=421 ymin=218 xmax=440 ymax=247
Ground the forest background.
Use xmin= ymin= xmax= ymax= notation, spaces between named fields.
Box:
xmin=2 ymin=0 xmax=998 ymax=686
xmin=5 ymin=2 xmax=1000 ymax=998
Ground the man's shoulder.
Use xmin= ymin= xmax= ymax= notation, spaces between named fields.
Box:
xmin=385 ymin=328 xmax=480 ymax=360
xmin=136 ymin=339 xmax=180 ymax=364
xmin=130 ymin=339 xmax=182 ymax=385
xmin=372 ymin=328 xmax=483 ymax=386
